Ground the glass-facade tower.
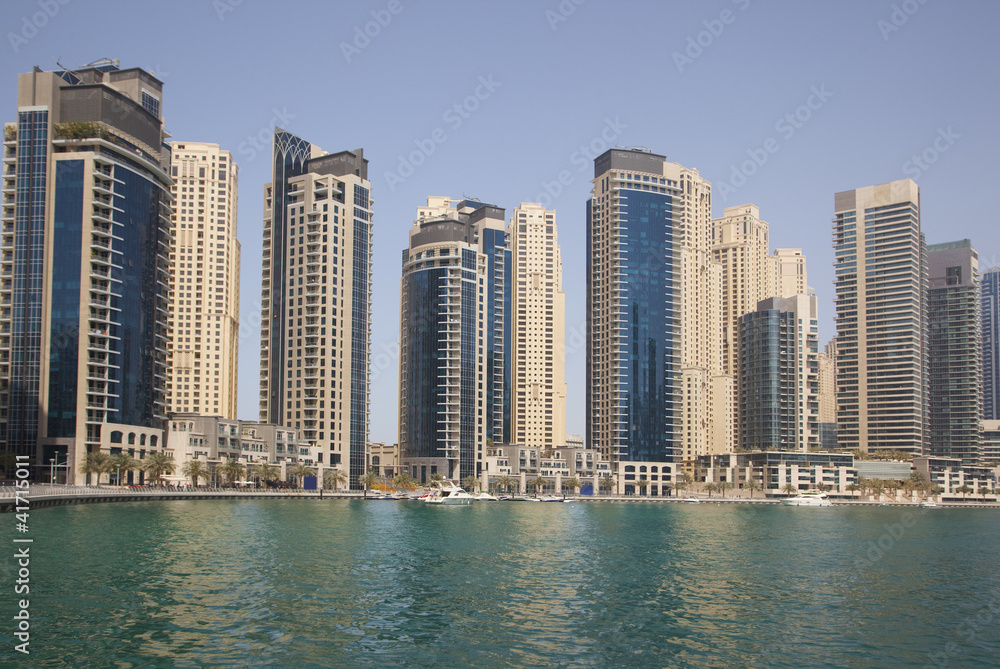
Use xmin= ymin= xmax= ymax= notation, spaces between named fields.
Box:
xmin=983 ymin=267 xmax=1000 ymax=421
xmin=1 ymin=64 xmax=172 ymax=481
xmin=587 ymin=149 xmax=680 ymax=463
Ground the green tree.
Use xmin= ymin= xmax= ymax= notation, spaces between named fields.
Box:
xmin=358 ymin=469 xmax=380 ymax=498
xmin=845 ymin=482 xmax=861 ymax=499
xmin=181 ymin=460 xmax=209 ymax=487
xmin=80 ymin=451 xmax=111 ymax=486
xmin=978 ymin=486 xmax=990 ymax=502
xmin=744 ymin=478 xmax=762 ymax=499
xmin=716 ymin=480 xmax=731 ymax=498
xmin=704 ymin=482 xmax=718 ymax=498
xmin=141 ymin=452 xmax=176 ymax=484
xmin=599 ymin=474 xmax=616 ymax=496
xmin=288 ymin=463 xmax=315 ymax=490
xmin=564 ymin=477 xmax=581 ymax=495
xmin=108 ymin=453 xmax=139 ymax=486
xmin=782 ymin=483 xmax=798 ymax=497
xmin=253 ymin=462 xmax=280 ymax=487
xmin=530 ymin=475 xmax=547 ymax=496
xmin=217 ymin=459 xmax=247 ymax=488
xmin=635 ymin=478 xmax=650 ymax=496
xmin=392 ymin=471 xmax=417 ymax=491
xmin=496 ymin=475 xmax=517 ymax=494
xmin=956 ymin=485 xmax=972 ymax=500
xmin=461 ymin=474 xmax=480 ymax=492
xmin=325 ymin=468 xmax=349 ymax=492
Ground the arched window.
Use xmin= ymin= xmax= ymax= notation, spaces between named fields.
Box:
xmin=140 ymin=434 xmax=147 ymax=446
xmin=110 ymin=431 xmax=123 ymax=444
xmin=128 ymin=433 xmax=136 ymax=445
xmin=150 ymin=435 xmax=158 ymax=448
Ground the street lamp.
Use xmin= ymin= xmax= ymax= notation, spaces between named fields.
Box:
xmin=49 ymin=458 xmax=55 ymax=484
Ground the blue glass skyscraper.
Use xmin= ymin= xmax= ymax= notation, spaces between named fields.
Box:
xmin=1 ymin=63 xmax=172 ymax=481
xmin=983 ymin=267 xmax=1000 ymax=421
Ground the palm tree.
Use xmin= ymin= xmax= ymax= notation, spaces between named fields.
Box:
xmin=781 ymin=483 xmax=798 ymax=497
xmin=217 ymin=459 xmax=247 ymax=488
xmin=564 ymin=476 xmax=581 ymax=496
xmin=956 ymin=484 xmax=972 ymax=500
xmin=978 ymin=486 xmax=990 ymax=502
xmin=325 ymin=468 xmax=349 ymax=492
xmin=599 ymin=474 xmax=616 ymax=496
xmin=461 ymin=474 xmax=480 ymax=492
xmin=141 ymin=452 xmax=176 ymax=485
xmin=358 ymin=469 xmax=380 ymax=498
xmin=636 ymin=478 xmax=650 ymax=497
xmin=845 ymin=482 xmax=861 ymax=500
xmin=704 ymin=482 xmax=717 ymax=499
xmin=816 ymin=483 xmax=830 ymax=493
xmin=429 ymin=472 xmax=446 ymax=484
xmin=253 ymin=461 xmax=280 ymax=488
xmin=530 ymin=475 xmax=547 ymax=496
xmin=80 ymin=451 xmax=111 ymax=486
xmin=288 ymin=463 xmax=315 ymax=490
xmin=867 ymin=478 xmax=886 ymax=502
xmin=672 ymin=478 xmax=688 ymax=497
xmin=392 ymin=471 xmax=417 ymax=491
xmin=108 ymin=453 xmax=138 ymax=486
xmin=744 ymin=478 xmax=762 ymax=499
xmin=496 ymin=475 xmax=517 ymax=495
xmin=181 ymin=460 xmax=209 ymax=487
xmin=717 ymin=480 xmax=731 ymax=498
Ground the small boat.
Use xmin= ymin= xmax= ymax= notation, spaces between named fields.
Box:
xmin=539 ymin=495 xmax=571 ymax=502
xmin=919 ymin=500 xmax=939 ymax=508
xmin=474 ymin=492 xmax=499 ymax=501
xmin=781 ymin=492 xmax=832 ymax=507
xmin=682 ymin=497 xmax=701 ymax=504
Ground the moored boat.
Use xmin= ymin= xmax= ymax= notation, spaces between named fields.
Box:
xmin=781 ymin=492 xmax=832 ymax=507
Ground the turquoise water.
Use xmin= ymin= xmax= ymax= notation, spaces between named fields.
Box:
xmin=4 ymin=500 xmax=999 ymax=668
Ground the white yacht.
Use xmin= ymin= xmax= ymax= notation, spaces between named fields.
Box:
xmin=781 ymin=491 xmax=832 ymax=507
xmin=474 ymin=491 xmax=499 ymax=501
xmin=422 ymin=481 xmax=475 ymax=505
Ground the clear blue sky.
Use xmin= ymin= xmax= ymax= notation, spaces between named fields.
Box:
xmin=4 ymin=0 xmax=999 ymax=444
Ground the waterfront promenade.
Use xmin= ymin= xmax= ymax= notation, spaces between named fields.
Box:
xmin=2 ymin=484 xmax=998 ymax=511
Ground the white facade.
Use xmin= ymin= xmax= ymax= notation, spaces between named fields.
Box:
xmin=773 ymin=248 xmax=807 ymax=298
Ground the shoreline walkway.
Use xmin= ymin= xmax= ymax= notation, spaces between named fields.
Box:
xmin=2 ymin=484 xmax=998 ymax=511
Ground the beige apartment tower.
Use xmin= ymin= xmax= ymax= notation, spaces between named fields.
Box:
xmin=773 ymin=248 xmax=807 ymax=298
xmin=510 ymin=203 xmax=567 ymax=449
xmin=833 ymin=179 xmax=927 ymax=455
xmin=167 ymin=142 xmax=240 ymax=418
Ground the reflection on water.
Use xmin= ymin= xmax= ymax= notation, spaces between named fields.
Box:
xmin=13 ymin=500 xmax=1000 ymax=668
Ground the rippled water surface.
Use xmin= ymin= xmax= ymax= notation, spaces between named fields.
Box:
xmin=5 ymin=500 xmax=1000 ymax=668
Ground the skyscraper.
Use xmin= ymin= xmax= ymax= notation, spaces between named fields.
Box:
xmin=983 ymin=266 xmax=1000 ymax=421
xmin=588 ymin=148 xmax=727 ymax=465
xmin=772 ymin=248 xmax=808 ymax=298
xmin=833 ymin=179 xmax=927 ymax=455
xmin=510 ymin=203 xmax=566 ymax=450
xmin=927 ymin=240 xmax=981 ymax=464
xmin=259 ymin=130 xmax=372 ymax=487
xmin=1 ymin=63 xmax=172 ymax=481
xmin=711 ymin=204 xmax=774 ymax=378
xmin=738 ymin=294 xmax=819 ymax=452
xmin=398 ymin=198 xmax=509 ymax=482
xmin=167 ymin=142 xmax=240 ymax=418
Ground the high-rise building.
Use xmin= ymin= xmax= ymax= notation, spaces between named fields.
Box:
xmin=510 ymin=203 xmax=566 ymax=449
xmin=711 ymin=204 xmax=774 ymax=379
xmin=587 ymin=148 xmax=729 ymax=466
xmin=927 ymin=240 xmax=981 ymax=464
xmin=772 ymin=248 xmax=807 ymax=298
xmin=817 ymin=339 xmax=838 ymax=450
xmin=167 ymin=142 xmax=240 ymax=418
xmin=833 ymin=179 xmax=927 ymax=455
xmin=259 ymin=130 xmax=372 ymax=488
xmin=0 ymin=63 xmax=172 ymax=481
xmin=398 ymin=198 xmax=509 ymax=482
xmin=983 ymin=266 xmax=1000 ymax=421
xmin=738 ymin=294 xmax=819 ymax=452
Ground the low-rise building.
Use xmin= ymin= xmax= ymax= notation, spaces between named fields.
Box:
xmin=367 ymin=442 xmax=400 ymax=479
xmin=698 ymin=451 xmax=856 ymax=495
xmin=912 ymin=456 xmax=996 ymax=498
